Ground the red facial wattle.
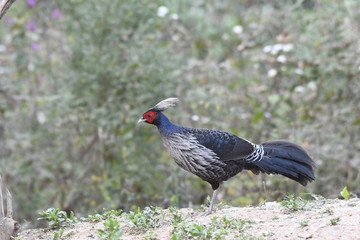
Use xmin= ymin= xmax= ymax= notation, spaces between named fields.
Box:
xmin=143 ymin=111 xmax=157 ymax=123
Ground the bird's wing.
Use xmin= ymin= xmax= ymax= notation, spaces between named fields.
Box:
xmin=187 ymin=128 xmax=254 ymax=161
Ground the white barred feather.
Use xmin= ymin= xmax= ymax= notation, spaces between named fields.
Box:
xmin=244 ymin=144 xmax=264 ymax=162
xmin=161 ymin=133 xmax=227 ymax=180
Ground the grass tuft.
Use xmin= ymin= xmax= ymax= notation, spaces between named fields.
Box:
xmin=281 ymin=194 xmax=310 ymax=212
xmin=127 ymin=206 xmax=163 ymax=229
xmin=38 ymin=208 xmax=78 ymax=229
xmin=98 ymin=218 xmax=123 ymax=240
xmin=330 ymin=217 xmax=340 ymax=226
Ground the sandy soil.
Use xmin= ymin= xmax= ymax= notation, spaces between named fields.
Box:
xmin=19 ymin=198 xmax=360 ymax=240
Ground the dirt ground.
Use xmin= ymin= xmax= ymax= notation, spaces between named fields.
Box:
xmin=19 ymin=198 xmax=360 ymax=240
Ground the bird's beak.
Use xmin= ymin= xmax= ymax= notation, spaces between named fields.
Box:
xmin=137 ymin=117 xmax=146 ymax=125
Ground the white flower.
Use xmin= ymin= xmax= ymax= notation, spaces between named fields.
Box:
xmin=37 ymin=112 xmax=46 ymax=124
xmin=170 ymin=13 xmax=179 ymax=20
xmin=271 ymin=44 xmax=283 ymax=55
xmin=282 ymin=43 xmax=294 ymax=52
xmin=0 ymin=45 xmax=6 ymax=52
xmin=28 ymin=63 xmax=35 ymax=72
xmin=263 ymin=45 xmax=272 ymax=53
xmin=264 ymin=112 xmax=272 ymax=118
xmin=307 ymin=81 xmax=317 ymax=91
xmin=222 ymin=33 xmax=229 ymax=40
xmin=0 ymin=67 xmax=9 ymax=74
xmin=295 ymin=68 xmax=304 ymax=75
xmin=232 ymin=25 xmax=243 ymax=34
xmin=236 ymin=44 xmax=246 ymax=51
xmin=157 ymin=6 xmax=169 ymax=17
xmin=294 ymin=85 xmax=305 ymax=93
xmin=202 ymin=117 xmax=210 ymax=123
xmin=240 ymin=113 xmax=249 ymax=119
xmin=191 ymin=115 xmax=200 ymax=121
xmin=172 ymin=34 xmax=180 ymax=41
xmin=276 ymin=55 xmax=287 ymax=63
xmin=268 ymin=69 xmax=278 ymax=78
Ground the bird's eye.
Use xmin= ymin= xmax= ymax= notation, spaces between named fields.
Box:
xmin=147 ymin=114 xmax=152 ymax=118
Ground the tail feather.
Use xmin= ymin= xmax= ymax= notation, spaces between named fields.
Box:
xmin=247 ymin=140 xmax=316 ymax=186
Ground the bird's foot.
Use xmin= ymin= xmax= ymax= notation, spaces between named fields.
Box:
xmin=193 ymin=209 xmax=214 ymax=216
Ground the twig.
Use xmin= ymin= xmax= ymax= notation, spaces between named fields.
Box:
xmin=6 ymin=188 xmax=12 ymax=218
xmin=0 ymin=175 xmax=4 ymax=218
xmin=0 ymin=0 xmax=17 ymax=20
xmin=0 ymin=175 xmax=19 ymax=240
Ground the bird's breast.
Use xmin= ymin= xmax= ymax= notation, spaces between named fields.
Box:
xmin=160 ymin=133 xmax=227 ymax=180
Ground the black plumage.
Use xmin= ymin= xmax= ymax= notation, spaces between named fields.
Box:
xmin=250 ymin=140 xmax=315 ymax=186
xmin=190 ymin=128 xmax=255 ymax=160
xmin=138 ymin=98 xmax=316 ymax=214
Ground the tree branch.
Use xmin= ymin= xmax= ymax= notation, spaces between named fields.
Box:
xmin=0 ymin=0 xmax=16 ymax=20
xmin=0 ymin=175 xmax=19 ymax=240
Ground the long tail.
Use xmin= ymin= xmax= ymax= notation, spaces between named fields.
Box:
xmin=246 ymin=140 xmax=316 ymax=186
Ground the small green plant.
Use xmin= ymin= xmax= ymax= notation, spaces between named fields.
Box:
xmin=98 ymin=218 xmax=123 ymax=240
xmin=142 ymin=231 xmax=158 ymax=240
xmin=198 ymin=196 xmax=211 ymax=212
xmin=233 ymin=233 xmax=265 ymax=240
xmin=281 ymin=194 xmax=309 ymax=211
xmin=169 ymin=207 xmax=184 ymax=225
xmin=258 ymin=201 xmax=267 ymax=209
xmin=127 ymin=206 xmax=163 ymax=229
xmin=340 ymin=187 xmax=351 ymax=199
xmin=330 ymin=217 xmax=340 ymax=225
xmin=53 ymin=229 xmax=64 ymax=240
xmin=171 ymin=221 xmax=219 ymax=240
xmin=211 ymin=216 xmax=251 ymax=231
xmin=38 ymin=208 xmax=78 ymax=229
xmin=261 ymin=232 xmax=274 ymax=239
xmin=271 ymin=216 xmax=279 ymax=220
xmin=310 ymin=194 xmax=326 ymax=201
xmin=171 ymin=216 xmax=253 ymax=240
xmin=322 ymin=208 xmax=334 ymax=215
xmin=12 ymin=237 xmax=25 ymax=240
xmin=300 ymin=220 xmax=309 ymax=227
xmin=82 ymin=208 xmax=123 ymax=222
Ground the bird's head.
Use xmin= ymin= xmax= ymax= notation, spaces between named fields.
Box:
xmin=138 ymin=108 xmax=161 ymax=125
xmin=138 ymin=98 xmax=179 ymax=126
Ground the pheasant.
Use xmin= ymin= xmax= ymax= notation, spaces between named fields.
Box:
xmin=138 ymin=98 xmax=315 ymax=214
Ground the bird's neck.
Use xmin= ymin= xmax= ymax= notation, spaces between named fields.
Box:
xmin=156 ymin=113 xmax=181 ymax=134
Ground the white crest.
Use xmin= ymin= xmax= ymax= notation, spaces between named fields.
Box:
xmin=153 ymin=97 xmax=179 ymax=111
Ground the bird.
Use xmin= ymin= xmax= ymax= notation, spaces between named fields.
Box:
xmin=138 ymin=98 xmax=316 ymax=214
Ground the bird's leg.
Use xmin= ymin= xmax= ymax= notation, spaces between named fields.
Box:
xmin=207 ymin=187 xmax=219 ymax=214
xmin=193 ymin=187 xmax=220 ymax=216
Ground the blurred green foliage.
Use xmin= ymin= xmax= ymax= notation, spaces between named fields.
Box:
xmin=0 ymin=0 xmax=359 ymax=226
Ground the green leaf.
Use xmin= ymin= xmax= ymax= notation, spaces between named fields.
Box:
xmin=252 ymin=111 xmax=263 ymax=124
xmin=268 ymin=94 xmax=280 ymax=105
xmin=340 ymin=186 xmax=351 ymax=199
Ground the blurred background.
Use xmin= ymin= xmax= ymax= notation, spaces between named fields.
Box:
xmin=0 ymin=0 xmax=359 ymax=227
